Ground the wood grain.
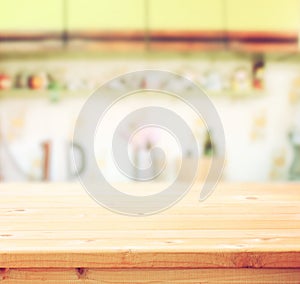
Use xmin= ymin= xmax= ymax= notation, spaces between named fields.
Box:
xmin=1 ymin=268 xmax=300 ymax=283
xmin=0 ymin=182 xmax=300 ymax=282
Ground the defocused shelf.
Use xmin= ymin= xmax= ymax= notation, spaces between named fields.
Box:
xmin=0 ymin=89 xmax=92 ymax=100
xmin=207 ymin=90 xmax=266 ymax=99
xmin=0 ymin=89 xmax=266 ymax=100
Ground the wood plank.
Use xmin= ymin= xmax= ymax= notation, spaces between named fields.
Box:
xmin=1 ymin=268 xmax=300 ymax=283
xmin=1 ymin=251 xmax=300 ymax=269
xmin=0 ymin=182 xmax=299 ymax=269
xmin=1 ymin=204 xmax=300 ymax=214
xmin=1 ymin=237 xmax=300 ymax=254
xmin=1 ymin=229 xmax=300 ymax=240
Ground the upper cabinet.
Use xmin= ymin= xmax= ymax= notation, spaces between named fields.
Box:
xmin=0 ymin=0 xmax=63 ymax=32
xmin=0 ymin=0 xmax=299 ymax=53
xmin=148 ymin=0 xmax=225 ymax=51
xmin=148 ymin=0 xmax=224 ymax=31
xmin=67 ymin=0 xmax=145 ymax=31
xmin=66 ymin=0 xmax=145 ymax=51
xmin=225 ymin=0 xmax=300 ymax=52
xmin=226 ymin=0 xmax=300 ymax=32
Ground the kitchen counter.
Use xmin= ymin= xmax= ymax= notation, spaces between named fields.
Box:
xmin=0 ymin=182 xmax=300 ymax=283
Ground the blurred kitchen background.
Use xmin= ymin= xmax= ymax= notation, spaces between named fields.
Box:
xmin=1 ymin=0 xmax=300 ymax=183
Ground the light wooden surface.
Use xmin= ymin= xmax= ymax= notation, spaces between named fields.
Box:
xmin=1 ymin=268 xmax=300 ymax=284
xmin=0 ymin=182 xmax=300 ymax=283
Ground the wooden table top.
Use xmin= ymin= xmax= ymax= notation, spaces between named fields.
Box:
xmin=0 ymin=182 xmax=300 ymax=269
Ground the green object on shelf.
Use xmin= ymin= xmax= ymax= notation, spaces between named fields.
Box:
xmin=48 ymin=81 xmax=61 ymax=91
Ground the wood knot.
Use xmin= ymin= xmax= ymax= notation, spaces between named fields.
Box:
xmin=0 ymin=234 xmax=12 ymax=238
xmin=246 ymin=196 xmax=258 ymax=200
xmin=76 ymin=267 xmax=86 ymax=278
xmin=0 ymin=268 xmax=9 ymax=280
